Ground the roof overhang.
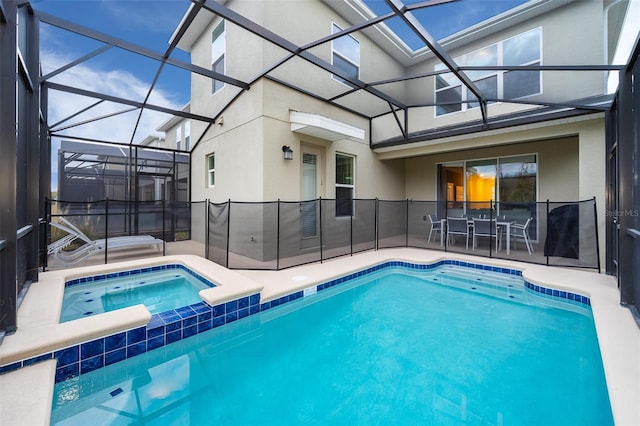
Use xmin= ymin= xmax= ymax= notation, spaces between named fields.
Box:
xmin=290 ymin=111 xmax=365 ymax=142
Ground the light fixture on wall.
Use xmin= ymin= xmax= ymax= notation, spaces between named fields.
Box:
xmin=282 ymin=145 xmax=293 ymax=160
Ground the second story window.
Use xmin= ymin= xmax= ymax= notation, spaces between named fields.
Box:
xmin=435 ymin=27 xmax=541 ymax=116
xmin=211 ymin=20 xmax=225 ymax=94
xmin=207 ymin=153 xmax=215 ymax=187
xmin=331 ymin=23 xmax=360 ymax=84
xmin=176 ymin=126 xmax=182 ymax=151
xmin=184 ymin=122 xmax=190 ymax=151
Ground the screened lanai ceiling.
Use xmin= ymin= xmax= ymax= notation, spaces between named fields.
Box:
xmin=33 ymin=0 xmax=637 ymax=151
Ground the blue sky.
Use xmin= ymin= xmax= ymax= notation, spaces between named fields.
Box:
xmin=365 ymin=0 xmax=528 ymax=50
xmin=33 ymin=0 xmax=529 ymax=120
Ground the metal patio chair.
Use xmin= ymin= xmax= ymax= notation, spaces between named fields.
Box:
xmin=447 ymin=217 xmax=470 ymax=249
xmin=511 ymin=217 xmax=534 ymax=255
xmin=428 ymin=214 xmax=442 ymax=243
xmin=472 ymin=218 xmax=501 ymax=251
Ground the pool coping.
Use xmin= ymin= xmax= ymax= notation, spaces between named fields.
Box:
xmin=0 ymin=255 xmax=263 ymax=367
xmin=1 ymin=249 xmax=638 ymax=426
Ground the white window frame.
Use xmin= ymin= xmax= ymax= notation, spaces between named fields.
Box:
xmin=435 ymin=27 xmax=542 ymax=117
xmin=331 ymin=23 xmax=360 ymax=85
xmin=176 ymin=126 xmax=182 ymax=151
xmin=335 ymin=153 xmax=356 ymax=217
xmin=184 ymin=122 xmax=190 ymax=151
xmin=207 ymin=153 xmax=215 ymax=188
xmin=211 ymin=20 xmax=225 ymax=95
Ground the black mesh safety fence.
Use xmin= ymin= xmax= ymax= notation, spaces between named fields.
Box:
xmin=44 ymin=198 xmax=202 ymax=269
xmin=377 ymin=200 xmax=408 ymax=249
xmin=207 ymin=201 xmax=229 ymax=268
xmin=352 ymin=199 xmax=377 ymax=254
xmin=226 ymin=201 xmax=279 ymax=270
xmin=44 ymin=197 xmax=601 ymax=272
xmin=278 ymin=200 xmax=321 ymax=269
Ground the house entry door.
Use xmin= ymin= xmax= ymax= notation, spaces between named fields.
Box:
xmin=301 ymin=146 xmax=324 ymax=249
xmin=302 ymin=152 xmax=318 ymax=239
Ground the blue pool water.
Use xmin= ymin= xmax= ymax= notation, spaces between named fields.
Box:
xmin=60 ymin=267 xmax=213 ymax=322
xmin=51 ymin=264 xmax=613 ymax=425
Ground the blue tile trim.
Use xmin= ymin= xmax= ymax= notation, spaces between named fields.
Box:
xmin=313 ymin=260 xmax=523 ymax=296
xmin=0 ymin=292 xmax=263 ymax=382
xmin=64 ymin=263 xmax=217 ymax=289
xmin=523 ymin=281 xmax=591 ymax=306
xmin=0 ymin=260 xmax=588 ymax=381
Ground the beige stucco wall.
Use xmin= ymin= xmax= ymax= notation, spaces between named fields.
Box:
xmin=191 ymin=78 xmax=405 ymax=203
xmin=403 ymin=136 xmax=579 ymax=202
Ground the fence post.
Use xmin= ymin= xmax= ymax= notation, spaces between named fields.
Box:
xmin=276 ymin=199 xmax=280 ymax=270
xmin=319 ymin=197 xmax=323 ymax=263
xmin=162 ymin=198 xmax=166 ymax=256
xmin=104 ymin=197 xmax=109 ymax=265
xmin=42 ymin=197 xmax=49 ymax=271
xmin=593 ymin=196 xmax=601 ymax=273
xmin=375 ymin=198 xmax=379 ymax=251
xmin=489 ymin=200 xmax=493 ymax=258
xmin=226 ymin=199 xmax=231 ymax=268
xmin=204 ymin=199 xmax=210 ymax=260
xmin=405 ymin=199 xmax=409 ymax=247
xmin=546 ymin=199 xmax=550 ymax=266
xmin=444 ymin=200 xmax=448 ymax=252
xmin=350 ymin=200 xmax=353 ymax=256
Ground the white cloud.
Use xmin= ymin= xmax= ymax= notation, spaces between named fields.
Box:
xmin=43 ymin=48 xmax=182 ymax=141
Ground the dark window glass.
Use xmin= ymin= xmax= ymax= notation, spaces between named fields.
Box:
xmin=504 ymin=67 xmax=540 ymax=99
xmin=436 ymin=86 xmax=462 ymax=115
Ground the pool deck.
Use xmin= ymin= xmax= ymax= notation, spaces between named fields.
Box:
xmin=1 ymin=248 xmax=638 ymax=425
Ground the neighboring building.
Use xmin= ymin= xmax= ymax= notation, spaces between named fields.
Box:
xmin=172 ymin=0 xmax=628 ymax=266
xmin=155 ymin=103 xmax=192 ymax=152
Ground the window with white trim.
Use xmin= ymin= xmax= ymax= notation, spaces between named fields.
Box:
xmin=331 ymin=23 xmax=360 ymax=84
xmin=211 ymin=20 xmax=225 ymax=94
xmin=176 ymin=126 xmax=182 ymax=151
xmin=335 ymin=153 xmax=355 ymax=217
xmin=207 ymin=154 xmax=215 ymax=187
xmin=435 ymin=27 xmax=541 ymax=116
xmin=184 ymin=122 xmax=190 ymax=151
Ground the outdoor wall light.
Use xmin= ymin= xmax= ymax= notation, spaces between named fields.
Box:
xmin=282 ymin=145 xmax=293 ymax=160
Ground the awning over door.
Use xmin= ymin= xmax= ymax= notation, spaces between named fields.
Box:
xmin=290 ymin=111 xmax=365 ymax=142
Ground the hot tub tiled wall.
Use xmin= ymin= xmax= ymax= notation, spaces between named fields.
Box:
xmin=64 ymin=263 xmax=215 ymax=288
xmin=0 ymin=294 xmax=260 ymax=382
xmin=1 ymin=259 xmax=592 ymax=380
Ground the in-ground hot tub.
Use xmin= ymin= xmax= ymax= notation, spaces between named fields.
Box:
xmin=60 ymin=264 xmax=215 ymax=322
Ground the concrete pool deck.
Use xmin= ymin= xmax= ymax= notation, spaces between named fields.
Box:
xmin=1 ymin=248 xmax=638 ymax=425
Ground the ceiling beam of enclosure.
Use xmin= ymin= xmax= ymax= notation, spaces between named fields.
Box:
xmin=35 ymin=0 xmax=628 ymax=152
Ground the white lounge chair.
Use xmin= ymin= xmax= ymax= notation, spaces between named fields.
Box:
xmin=48 ymin=217 xmax=164 ymax=264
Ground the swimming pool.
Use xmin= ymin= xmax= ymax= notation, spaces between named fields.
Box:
xmin=60 ymin=264 xmax=215 ymax=322
xmin=51 ymin=262 xmax=613 ymax=425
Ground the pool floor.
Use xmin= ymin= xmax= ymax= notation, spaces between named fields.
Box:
xmin=51 ymin=265 xmax=613 ymax=425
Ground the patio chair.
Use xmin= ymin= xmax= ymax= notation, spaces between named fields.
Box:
xmin=49 ymin=217 xmax=164 ymax=264
xmin=446 ymin=217 xmax=470 ymax=249
xmin=427 ymin=214 xmax=442 ymax=243
xmin=511 ymin=217 xmax=534 ymax=255
xmin=472 ymin=218 xmax=500 ymax=251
